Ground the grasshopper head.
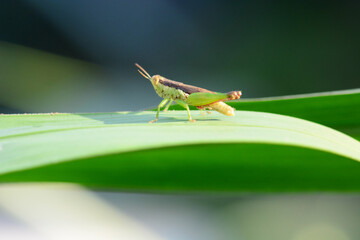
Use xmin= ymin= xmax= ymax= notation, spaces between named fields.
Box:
xmin=135 ymin=63 xmax=162 ymax=86
xmin=152 ymin=75 xmax=161 ymax=85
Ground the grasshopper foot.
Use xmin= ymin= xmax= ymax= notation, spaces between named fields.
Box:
xmin=190 ymin=119 xmax=196 ymax=123
xmin=149 ymin=119 xmax=158 ymax=124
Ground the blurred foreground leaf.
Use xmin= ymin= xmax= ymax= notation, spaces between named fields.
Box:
xmin=1 ymin=110 xmax=360 ymax=192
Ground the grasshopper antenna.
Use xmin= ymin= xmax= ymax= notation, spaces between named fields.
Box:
xmin=135 ymin=63 xmax=151 ymax=80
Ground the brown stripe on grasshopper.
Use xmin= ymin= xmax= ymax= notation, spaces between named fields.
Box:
xmin=155 ymin=75 xmax=214 ymax=94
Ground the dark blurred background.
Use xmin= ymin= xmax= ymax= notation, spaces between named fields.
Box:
xmin=1 ymin=0 xmax=359 ymax=113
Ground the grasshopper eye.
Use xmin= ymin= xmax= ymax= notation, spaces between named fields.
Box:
xmin=152 ymin=75 xmax=161 ymax=84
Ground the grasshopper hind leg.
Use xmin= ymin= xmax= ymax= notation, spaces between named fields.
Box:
xmin=175 ymin=100 xmax=196 ymax=122
xmin=198 ymin=106 xmax=212 ymax=115
xmin=206 ymin=106 xmax=212 ymax=114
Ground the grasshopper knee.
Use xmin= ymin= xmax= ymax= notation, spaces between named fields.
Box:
xmin=227 ymin=91 xmax=242 ymax=100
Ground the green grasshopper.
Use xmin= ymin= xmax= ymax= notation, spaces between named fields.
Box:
xmin=135 ymin=63 xmax=242 ymax=123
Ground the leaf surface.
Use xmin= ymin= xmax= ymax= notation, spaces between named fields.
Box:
xmin=1 ymin=110 xmax=360 ymax=192
xmin=168 ymin=89 xmax=360 ymax=139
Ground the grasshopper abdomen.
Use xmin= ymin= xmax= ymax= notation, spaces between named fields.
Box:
xmin=207 ymin=102 xmax=235 ymax=116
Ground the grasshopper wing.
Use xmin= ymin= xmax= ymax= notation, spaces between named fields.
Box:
xmin=187 ymin=92 xmax=229 ymax=106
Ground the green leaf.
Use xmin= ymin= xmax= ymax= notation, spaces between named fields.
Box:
xmin=1 ymin=110 xmax=360 ymax=192
xmin=168 ymin=89 xmax=360 ymax=139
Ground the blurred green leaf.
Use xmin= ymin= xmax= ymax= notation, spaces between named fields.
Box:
xmin=1 ymin=109 xmax=360 ymax=192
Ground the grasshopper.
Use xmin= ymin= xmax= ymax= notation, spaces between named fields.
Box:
xmin=135 ymin=63 xmax=242 ymax=123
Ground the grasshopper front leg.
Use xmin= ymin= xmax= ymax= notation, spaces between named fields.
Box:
xmin=149 ymin=99 xmax=169 ymax=123
xmin=175 ymin=100 xmax=195 ymax=122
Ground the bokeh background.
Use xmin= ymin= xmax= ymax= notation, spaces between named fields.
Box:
xmin=1 ymin=0 xmax=359 ymax=113
xmin=1 ymin=1 xmax=360 ymax=239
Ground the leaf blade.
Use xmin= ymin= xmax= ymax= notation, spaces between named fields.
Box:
xmin=1 ymin=111 xmax=360 ymax=192
xmin=167 ymin=89 xmax=360 ymax=138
